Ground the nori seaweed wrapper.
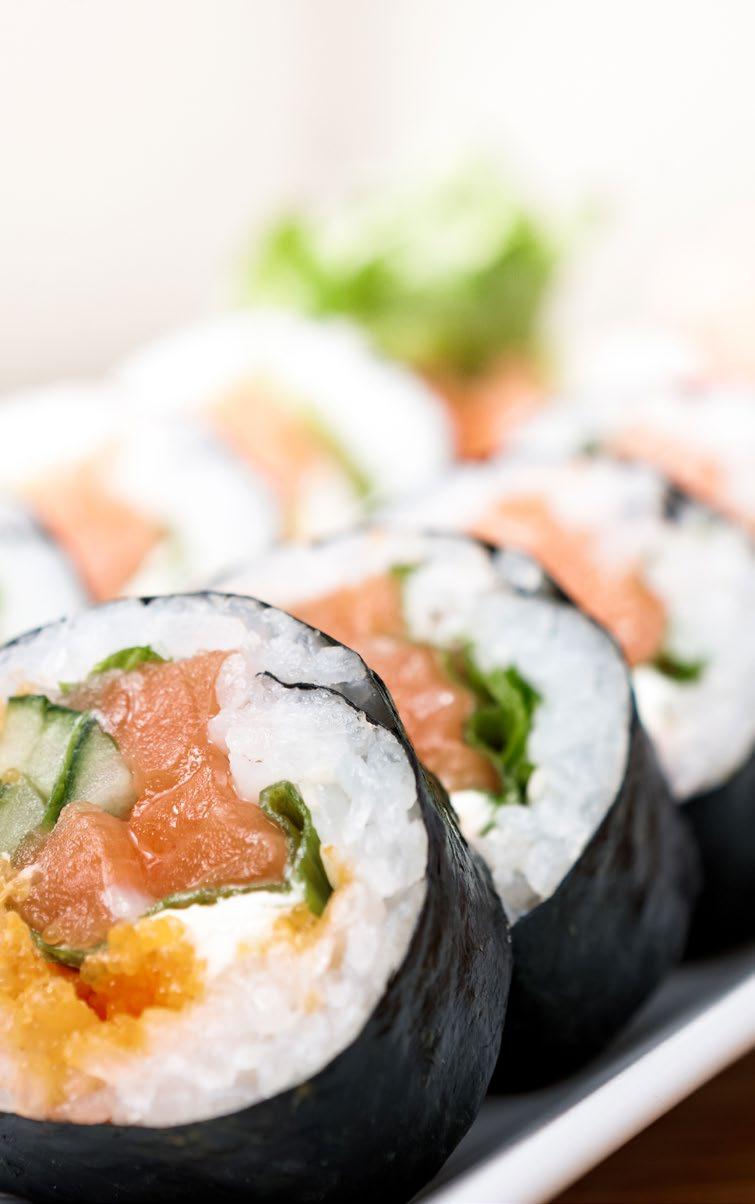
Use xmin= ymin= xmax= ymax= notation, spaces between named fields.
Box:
xmin=497 ymin=708 xmax=699 ymax=1088
xmin=484 ymin=554 xmax=701 ymax=1086
xmin=684 ymin=747 xmax=755 ymax=955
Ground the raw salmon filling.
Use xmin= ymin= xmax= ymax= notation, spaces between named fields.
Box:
xmin=294 ymin=573 xmax=534 ymax=797
xmin=2 ymin=652 xmax=297 ymax=954
xmin=472 ymin=494 xmax=667 ymax=667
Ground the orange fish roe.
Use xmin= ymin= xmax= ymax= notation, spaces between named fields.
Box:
xmin=473 ymin=494 xmax=667 ymax=667
xmin=0 ymin=909 xmax=203 ymax=1116
xmin=427 ymin=358 xmax=544 ymax=460
xmin=77 ymin=915 xmax=205 ymax=1020
xmin=291 ymin=575 xmax=499 ymax=794
xmin=29 ymin=454 xmax=163 ymax=601
xmin=19 ymin=652 xmax=289 ymax=950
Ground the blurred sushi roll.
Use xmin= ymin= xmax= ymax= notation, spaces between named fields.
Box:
xmin=117 ymin=310 xmax=453 ymax=537
xmin=395 ymin=456 xmax=755 ymax=950
xmin=220 ymin=530 xmax=698 ymax=1083
xmin=0 ymin=496 xmax=85 ymax=641
xmin=509 ymin=384 xmax=755 ymax=534
xmin=0 ymin=384 xmax=279 ymax=599
xmin=0 ymin=593 xmax=509 ymax=1204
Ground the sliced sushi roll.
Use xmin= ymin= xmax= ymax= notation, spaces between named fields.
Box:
xmin=117 ymin=310 xmax=453 ymax=536
xmin=220 ymin=530 xmax=698 ymax=1083
xmin=395 ymin=457 xmax=755 ymax=950
xmin=0 ymin=497 xmax=85 ymax=641
xmin=510 ymin=386 xmax=755 ymax=534
xmin=0 ymin=593 xmax=509 ymax=1204
xmin=0 ymin=384 xmax=279 ymax=599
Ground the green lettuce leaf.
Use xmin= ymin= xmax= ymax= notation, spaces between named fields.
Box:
xmin=259 ymin=780 xmax=333 ymax=916
xmin=446 ymin=646 xmax=541 ymax=806
xmin=652 ymin=650 xmax=706 ymax=683
xmin=91 ymin=646 xmax=168 ymax=675
xmin=244 ymin=164 xmax=557 ymax=375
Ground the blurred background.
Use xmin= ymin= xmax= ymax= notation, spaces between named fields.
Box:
xmin=2 ymin=0 xmax=755 ymax=390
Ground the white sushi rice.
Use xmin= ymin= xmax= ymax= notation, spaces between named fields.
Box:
xmin=392 ymin=457 xmax=755 ymax=799
xmin=0 ymin=595 xmax=427 ymax=1126
xmin=0 ymin=496 xmax=85 ymax=642
xmin=221 ymin=531 xmax=631 ymax=923
xmin=117 ymin=309 xmax=453 ymax=533
xmin=0 ymin=384 xmax=280 ymax=596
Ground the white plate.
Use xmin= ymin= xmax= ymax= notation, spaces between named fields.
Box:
xmin=420 ymin=943 xmax=755 ymax=1204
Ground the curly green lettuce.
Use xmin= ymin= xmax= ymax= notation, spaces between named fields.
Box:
xmin=243 ymin=164 xmax=557 ymax=376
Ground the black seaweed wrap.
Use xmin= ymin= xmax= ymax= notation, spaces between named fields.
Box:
xmin=497 ymin=708 xmax=699 ymax=1087
xmin=684 ymin=747 xmax=755 ymax=954
xmin=0 ymin=598 xmax=511 ymax=1204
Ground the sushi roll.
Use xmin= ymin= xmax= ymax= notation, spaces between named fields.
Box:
xmin=0 ymin=384 xmax=279 ymax=599
xmin=0 ymin=497 xmax=85 ymax=641
xmin=395 ymin=457 xmax=755 ymax=950
xmin=0 ymin=593 xmax=509 ymax=1203
xmin=220 ymin=530 xmax=698 ymax=1083
xmin=510 ymin=385 xmax=755 ymax=534
xmin=117 ymin=310 xmax=453 ymax=537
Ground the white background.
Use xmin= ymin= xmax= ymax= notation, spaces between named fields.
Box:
xmin=1 ymin=0 xmax=754 ymax=389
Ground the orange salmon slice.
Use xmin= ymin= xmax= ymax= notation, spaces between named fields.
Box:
xmin=30 ymin=456 xmax=163 ymax=601
xmin=18 ymin=805 xmax=153 ymax=950
xmin=20 ymin=652 xmax=289 ymax=947
xmin=293 ymin=574 xmax=500 ymax=794
xmin=473 ymin=494 xmax=666 ymax=666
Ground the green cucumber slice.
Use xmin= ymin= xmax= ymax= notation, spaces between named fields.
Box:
xmin=0 ymin=775 xmax=46 ymax=856
xmin=52 ymin=717 xmax=135 ymax=821
xmin=0 ymin=697 xmax=48 ymax=779
xmin=0 ymin=695 xmax=135 ymax=854
xmin=29 ymin=705 xmax=82 ymax=800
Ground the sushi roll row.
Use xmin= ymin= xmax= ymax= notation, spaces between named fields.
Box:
xmin=0 ymin=312 xmax=453 ymax=640
xmin=0 ymin=302 xmax=750 ymax=1202
xmin=222 ymin=530 xmax=698 ymax=1082
xmin=0 ymin=524 xmax=705 ymax=1201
